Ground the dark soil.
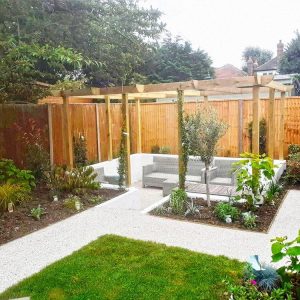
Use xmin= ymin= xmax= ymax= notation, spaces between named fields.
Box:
xmin=0 ymin=185 xmax=123 ymax=246
xmin=151 ymin=190 xmax=287 ymax=233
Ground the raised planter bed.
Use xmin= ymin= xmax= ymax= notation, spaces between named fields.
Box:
xmin=150 ymin=190 xmax=287 ymax=233
xmin=0 ymin=185 xmax=124 ymax=246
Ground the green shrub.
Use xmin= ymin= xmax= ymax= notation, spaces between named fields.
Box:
xmin=64 ymin=195 xmax=82 ymax=211
xmin=288 ymin=144 xmax=300 ymax=155
xmin=0 ymin=159 xmax=35 ymax=190
xmin=159 ymin=146 xmax=171 ymax=154
xmin=73 ymin=134 xmax=88 ymax=167
xmin=0 ymin=183 xmax=31 ymax=212
xmin=24 ymin=144 xmax=50 ymax=182
xmin=286 ymin=152 xmax=300 ymax=184
xmin=48 ymin=166 xmax=100 ymax=193
xmin=242 ymin=212 xmax=257 ymax=229
xmin=14 ymin=118 xmax=50 ymax=182
xmin=224 ymin=279 xmax=292 ymax=299
xmin=151 ymin=145 xmax=160 ymax=154
xmin=234 ymin=153 xmax=275 ymax=210
xmin=271 ymin=230 xmax=300 ymax=279
xmin=265 ymin=181 xmax=283 ymax=203
xmin=30 ymin=205 xmax=45 ymax=220
xmin=169 ymin=189 xmax=187 ymax=214
xmin=214 ymin=202 xmax=240 ymax=222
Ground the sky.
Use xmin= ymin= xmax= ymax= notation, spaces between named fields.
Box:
xmin=142 ymin=0 xmax=300 ymax=68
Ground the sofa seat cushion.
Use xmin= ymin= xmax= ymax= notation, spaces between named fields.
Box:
xmin=186 ymin=175 xmax=202 ymax=183
xmin=145 ymin=172 xmax=178 ymax=180
xmin=210 ymin=177 xmax=232 ymax=185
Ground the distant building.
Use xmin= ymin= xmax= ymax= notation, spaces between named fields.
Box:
xmin=214 ymin=64 xmax=247 ymax=79
xmin=247 ymin=40 xmax=284 ymax=76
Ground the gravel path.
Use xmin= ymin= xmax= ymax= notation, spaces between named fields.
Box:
xmin=0 ymin=188 xmax=299 ymax=293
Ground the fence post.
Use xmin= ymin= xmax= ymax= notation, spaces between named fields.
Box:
xmin=252 ymin=86 xmax=260 ymax=154
xmin=47 ymin=104 xmax=54 ymax=166
xmin=62 ymin=94 xmax=73 ymax=168
xmin=238 ymin=99 xmax=243 ymax=155
xmin=136 ymin=98 xmax=142 ymax=153
xmin=279 ymin=91 xmax=285 ymax=159
xmin=105 ymin=95 xmax=113 ymax=160
xmin=267 ymin=88 xmax=275 ymax=159
xmin=95 ymin=104 xmax=101 ymax=162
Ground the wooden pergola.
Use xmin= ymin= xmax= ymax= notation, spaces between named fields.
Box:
xmin=59 ymin=75 xmax=289 ymax=186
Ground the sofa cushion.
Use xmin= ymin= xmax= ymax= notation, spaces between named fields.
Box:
xmin=186 ymin=175 xmax=202 ymax=183
xmin=210 ymin=177 xmax=232 ymax=185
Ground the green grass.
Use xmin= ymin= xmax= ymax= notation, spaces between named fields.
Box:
xmin=0 ymin=235 xmax=244 ymax=300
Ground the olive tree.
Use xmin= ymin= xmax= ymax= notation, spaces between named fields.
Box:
xmin=185 ymin=107 xmax=228 ymax=206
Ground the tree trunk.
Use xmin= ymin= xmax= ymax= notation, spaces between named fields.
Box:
xmin=205 ymin=163 xmax=211 ymax=207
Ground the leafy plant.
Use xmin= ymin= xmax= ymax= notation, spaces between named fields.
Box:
xmin=89 ymin=195 xmax=103 ymax=204
xmin=0 ymin=183 xmax=31 ymax=212
xmin=285 ymin=151 xmax=300 ymax=184
xmin=214 ymin=202 xmax=240 ymax=222
xmin=64 ymin=195 xmax=82 ymax=211
xmin=224 ymin=279 xmax=293 ymax=300
xmin=242 ymin=212 xmax=257 ymax=229
xmin=184 ymin=199 xmax=200 ymax=217
xmin=48 ymin=166 xmax=100 ymax=193
xmin=0 ymin=159 xmax=35 ymax=191
xmin=271 ymin=230 xmax=300 ymax=277
xmin=266 ymin=181 xmax=283 ymax=204
xmin=169 ymin=189 xmax=187 ymax=215
xmin=234 ymin=153 xmax=275 ymax=210
xmin=151 ymin=145 xmax=160 ymax=154
xmin=159 ymin=146 xmax=171 ymax=154
xmin=288 ymin=144 xmax=300 ymax=155
xmin=30 ymin=205 xmax=45 ymax=220
xmin=73 ymin=134 xmax=88 ymax=167
xmin=244 ymin=263 xmax=281 ymax=292
xmin=14 ymin=118 xmax=50 ymax=182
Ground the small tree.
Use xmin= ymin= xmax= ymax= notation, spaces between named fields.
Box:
xmin=185 ymin=107 xmax=228 ymax=206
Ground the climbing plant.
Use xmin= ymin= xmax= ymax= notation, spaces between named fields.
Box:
xmin=118 ymin=101 xmax=128 ymax=189
xmin=248 ymin=118 xmax=267 ymax=154
xmin=177 ymin=89 xmax=189 ymax=190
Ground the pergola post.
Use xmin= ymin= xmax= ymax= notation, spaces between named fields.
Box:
xmin=252 ymin=85 xmax=260 ymax=154
xmin=204 ymin=95 xmax=208 ymax=108
xmin=177 ymin=89 xmax=185 ymax=190
xmin=62 ymin=94 xmax=73 ymax=168
xmin=238 ymin=99 xmax=243 ymax=154
xmin=122 ymin=93 xmax=131 ymax=186
xmin=279 ymin=91 xmax=286 ymax=159
xmin=47 ymin=104 xmax=54 ymax=166
xmin=105 ymin=95 xmax=113 ymax=160
xmin=136 ymin=98 xmax=142 ymax=153
xmin=267 ymin=88 xmax=275 ymax=158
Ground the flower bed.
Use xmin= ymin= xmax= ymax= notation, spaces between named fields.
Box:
xmin=151 ymin=188 xmax=286 ymax=232
xmin=0 ymin=185 xmax=123 ymax=246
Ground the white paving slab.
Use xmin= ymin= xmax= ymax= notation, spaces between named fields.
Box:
xmin=0 ymin=188 xmax=299 ymax=294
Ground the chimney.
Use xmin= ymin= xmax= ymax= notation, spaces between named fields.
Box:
xmin=277 ymin=40 xmax=284 ymax=60
xmin=247 ymin=57 xmax=254 ymax=75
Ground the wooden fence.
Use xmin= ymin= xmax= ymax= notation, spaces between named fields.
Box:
xmin=1 ymin=97 xmax=300 ymax=166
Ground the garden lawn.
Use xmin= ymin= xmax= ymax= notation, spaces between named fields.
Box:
xmin=0 ymin=235 xmax=244 ymax=300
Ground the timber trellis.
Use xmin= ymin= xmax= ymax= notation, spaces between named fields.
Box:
xmin=1 ymin=76 xmax=297 ymax=185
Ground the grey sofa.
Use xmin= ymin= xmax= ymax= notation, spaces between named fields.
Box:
xmin=207 ymin=158 xmax=240 ymax=186
xmin=143 ymin=156 xmax=205 ymax=195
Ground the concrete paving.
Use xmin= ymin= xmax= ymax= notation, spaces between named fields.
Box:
xmin=0 ymin=185 xmax=299 ymax=293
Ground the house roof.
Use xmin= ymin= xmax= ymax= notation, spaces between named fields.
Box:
xmin=255 ymin=57 xmax=278 ymax=71
xmin=214 ymin=64 xmax=247 ymax=79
